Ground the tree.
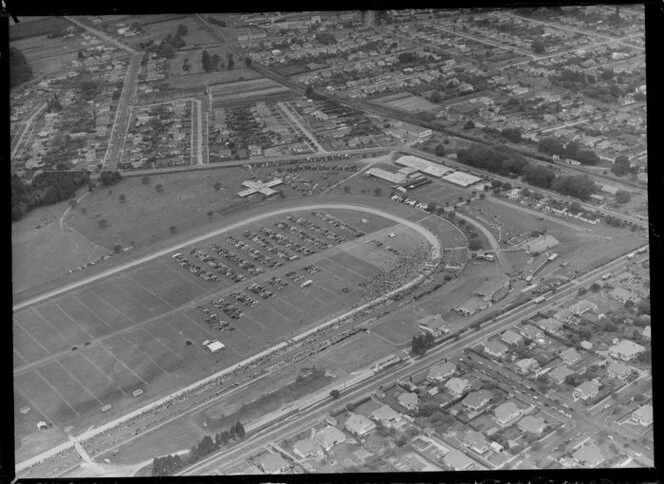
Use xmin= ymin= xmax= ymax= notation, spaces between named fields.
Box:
xmin=577 ymin=287 xmax=587 ymax=296
xmin=612 ymin=155 xmax=631 ymax=177
xmin=177 ymin=24 xmax=188 ymax=36
xmin=615 ymin=190 xmax=631 ymax=204
xmin=435 ymin=144 xmax=446 ymax=157
xmin=98 ymin=218 xmax=108 ymax=228
xmin=201 ymin=49 xmax=211 ymax=72
xmin=343 ymin=186 xmax=351 ymax=194
xmin=68 ymin=199 xmax=78 ymax=209
xmin=114 ymin=243 xmax=122 ymax=254
xmin=330 ymin=389 xmax=341 ymax=399
xmin=373 ymin=187 xmax=382 ymax=196
xmin=538 ymin=137 xmax=566 ymax=157
xmin=214 ymin=182 xmax=222 ymax=191
xmin=9 ymin=47 xmax=34 ymax=88
xmin=305 ymin=85 xmax=314 ymax=98
xmin=182 ymin=58 xmax=190 ymax=73
xmin=244 ymin=57 xmax=252 ymax=67
xmin=501 ymin=127 xmax=522 ymax=143
xmin=532 ymin=39 xmax=546 ymax=54
xmin=234 ymin=421 xmax=245 ymax=439
xmin=170 ymin=225 xmax=177 ymax=234
xmin=430 ymin=91 xmax=442 ymax=103
xmin=468 ymin=239 xmax=483 ymax=251
xmin=479 ymin=192 xmax=486 ymax=199
xmin=207 ymin=210 xmax=214 ymax=217
xmin=227 ymin=53 xmax=235 ymax=70
xmin=155 ymin=184 xmax=164 ymax=193
xmin=119 ymin=194 xmax=126 ymax=203
xmin=463 ymin=120 xmax=475 ymax=130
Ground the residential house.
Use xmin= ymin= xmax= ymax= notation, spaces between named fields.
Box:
xmin=444 ymin=377 xmax=470 ymax=397
xmin=427 ymin=362 xmax=456 ymax=383
xmin=484 ymin=340 xmax=508 ymax=358
xmin=462 ymin=390 xmax=494 ymax=411
xmin=292 ymin=438 xmax=323 ymax=459
xmin=397 ymin=392 xmax=420 ymax=411
xmin=456 ymin=297 xmax=490 ymax=316
xmin=609 ymin=339 xmax=646 ymax=361
xmin=520 ymin=325 xmax=544 ymax=342
xmin=515 ymin=357 xmax=540 ymax=375
xmin=344 ymin=413 xmax=376 ymax=437
xmin=572 ymin=380 xmax=601 ymax=402
xmin=631 ymin=404 xmax=653 ymax=426
xmin=569 ymin=300 xmax=598 ymax=316
xmin=553 ymin=309 xmax=573 ymax=323
xmin=260 ymin=452 xmax=290 ymax=474
xmin=560 ymin=347 xmax=581 ymax=365
xmin=607 ymin=361 xmax=632 ymax=380
xmin=536 ymin=318 xmax=564 ymax=335
xmin=314 ymin=426 xmax=346 ymax=450
xmin=462 ymin=430 xmax=490 ymax=454
xmin=642 ymin=326 xmax=651 ymax=340
xmin=500 ymin=330 xmax=523 ymax=346
xmin=572 ymin=444 xmax=605 ymax=468
xmin=418 ymin=314 xmax=450 ymax=337
xmin=474 ymin=274 xmax=511 ymax=302
xmin=443 ymin=450 xmax=475 ymax=470
xmin=370 ymin=405 xmax=402 ymax=428
xmin=549 ymin=365 xmax=574 ymax=385
xmin=517 ymin=415 xmax=547 ymax=435
xmin=609 ymin=287 xmax=641 ymax=304
xmin=495 ymin=401 xmax=522 ymax=426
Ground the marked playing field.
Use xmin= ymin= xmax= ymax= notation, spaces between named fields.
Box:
xmin=37 ymin=362 xmax=100 ymax=415
xmin=14 ymin=309 xmax=68 ymax=353
xmin=59 ymin=353 xmax=126 ymax=402
xmin=82 ymin=344 xmax=143 ymax=394
xmin=14 ymin=208 xmax=431 ymax=443
xmin=16 ymin=371 xmax=78 ymax=423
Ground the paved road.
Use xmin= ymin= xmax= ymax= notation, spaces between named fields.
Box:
xmin=455 ymin=211 xmax=512 ymax=274
xmin=181 ymin=251 xmax=642 ymax=475
xmin=12 ymin=102 xmax=47 ymax=158
xmin=64 ymin=17 xmax=140 ymax=55
xmin=277 ymin=102 xmax=327 ymax=153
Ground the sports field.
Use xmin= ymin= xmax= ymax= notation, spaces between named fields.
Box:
xmin=13 ymin=207 xmax=430 ymax=456
xmin=210 ymin=78 xmax=292 ymax=105
xmin=372 ymin=92 xmax=440 ymax=113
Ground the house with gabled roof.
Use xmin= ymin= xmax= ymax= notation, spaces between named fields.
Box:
xmin=445 ymin=377 xmax=470 ymax=397
xmin=572 ymin=444 xmax=605 ymax=468
xmin=461 ymin=430 xmax=490 ymax=454
xmin=462 ymin=390 xmax=494 ymax=411
xmin=484 ymin=340 xmax=508 ymax=358
xmin=560 ymin=347 xmax=581 ymax=365
xmin=427 ymin=362 xmax=456 ymax=382
xmin=569 ymin=299 xmax=598 ymax=316
xmin=344 ymin=413 xmax=376 ymax=437
xmin=549 ymin=365 xmax=574 ymax=385
xmin=517 ymin=415 xmax=547 ymax=435
xmin=573 ymin=380 xmax=600 ymax=402
xmin=515 ymin=357 xmax=540 ymax=375
xmin=607 ymin=361 xmax=632 ymax=380
xmin=500 ymin=330 xmax=523 ymax=346
xmin=609 ymin=339 xmax=646 ymax=361
xmin=494 ymin=401 xmax=522 ymax=426
xmin=314 ymin=425 xmax=346 ymax=450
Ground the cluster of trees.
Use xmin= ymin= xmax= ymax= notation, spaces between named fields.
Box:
xmin=523 ymin=164 xmax=556 ymax=189
xmin=12 ymin=171 xmax=91 ymax=221
xmin=531 ymin=39 xmax=547 ymax=54
xmin=538 ymin=137 xmax=600 ymax=165
xmin=611 ymin=155 xmax=636 ymax=177
xmin=46 ymin=93 xmax=63 ymax=112
xmin=9 ymin=47 xmax=33 ymax=88
xmin=152 ymin=421 xmax=245 ymax=476
xmin=80 ymin=78 xmax=102 ymax=102
xmin=456 ymin=145 xmax=528 ymax=178
xmin=550 ymin=175 xmax=598 ymax=201
xmin=615 ymin=189 xmax=631 ymax=204
xmin=315 ymin=32 xmax=337 ymax=45
xmin=398 ymin=52 xmax=417 ymax=64
xmin=207 ymin=16 xmax=227 ymax=27
xmin=501 ymin=127 xmax=523 ymax=143
xmin=201 ymin=50 xmax=223 ymax=72
xmin=99 ymin=170 xmax=123 ymax=187
xmin=411 ymin=332 xmax=435 ymax=355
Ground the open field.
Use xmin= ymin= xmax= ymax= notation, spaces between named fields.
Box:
xmin=14 ymin=206 xmax=430 ymax=459
xmin=11 ymin=34 xmax=82 ymax=76
xmin=165 ymin=68 xmax=262 ymax=90
xmin=310 ymin=332 xmax=398 ymax=374
xmin=67 ymin=168 xmax=254 ymax=251
xmin=122 ymin=17 xmax=214 ymax=49
xmin=372 ymin=92 xmax=440 ymax=113
xmin=9 ymin=17 xmax=73 ymax=41
xmin=12 ymin=200 xmax=109 ymax=294
xmin=407 ymin=180 xmax=478 ymax=207
xmin=167 ymin=46 xmax=228 ymax=77
xmin=210 ymin=78 xmax=292 ymax=105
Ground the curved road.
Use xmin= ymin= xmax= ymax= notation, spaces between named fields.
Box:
xmin=15 ymin=203 xmax=441 ymax=475
xmin=14 ymin=203 xmax=438 ymax=311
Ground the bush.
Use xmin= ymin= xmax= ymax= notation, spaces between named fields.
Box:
xmin=463 ymin=120 xmax=475 ymax=130
xmin=155 ymin=184 xmax=164 ymax=193
xmin=98 ymin=218 xmax=108 ymax=228
xmin=615 ymin=190 xmax=631 ymax=204
xmin=330 ymin=389 xmax=341 ymax=399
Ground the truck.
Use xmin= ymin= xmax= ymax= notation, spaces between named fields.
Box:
xmin=601 ymin=273 xmax=612 ymax=280
xmin=533 ymin=296 xmax=546 ymax=304
xmin=627 ymin=252 xmax=636 ymax=259
xmin=300 ymin=280 xmax=313 ymax=288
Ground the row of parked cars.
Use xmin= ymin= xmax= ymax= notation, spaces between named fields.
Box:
xmin=196 ymin=245 xmax=249 ymax=282
xmin=244 ymin=229 xmax=301 ymax=261
xmin=172 ymin=253 xmax=219 ymax=282
xmin=391 ymin=194 xmax=430 ymax=210
xmin=287 ymin=215 xmax=351 ymax=243
xmin=227 ymin=236 xmax=282 ymax=270
xmin=312 ymin=210 xmax=364 ymax=238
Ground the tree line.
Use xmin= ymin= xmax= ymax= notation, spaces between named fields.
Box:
xmin=456 ymin=144 xmax=600 ymax=201
xmin=152 ymin=421 xmax=246 ymax=476
xmin=9 ymin=47 xmax=33 ymax=89
xmin=11 ymin=171 xmax=90 ymax=221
